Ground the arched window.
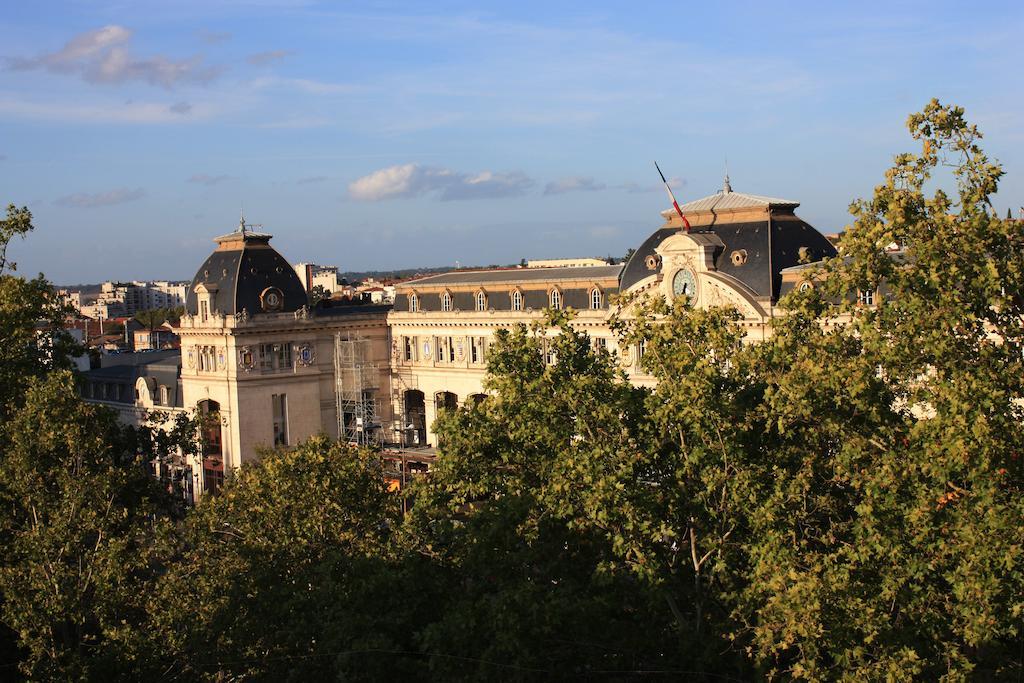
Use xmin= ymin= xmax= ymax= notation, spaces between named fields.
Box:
xmin=409 ymin=292 xmax=419 ymax=312
xmin=441 ymin=291 xmax=453 ymax=312
xmin=511 ymin=289 xmax=523 ymax=312
xmin=590 ymin=287 xmax=603 ymax=310
xmin=549 ymin=289 xmax=562 ymax=310
xmin=475 ymin=291 xmax=487 ymax=312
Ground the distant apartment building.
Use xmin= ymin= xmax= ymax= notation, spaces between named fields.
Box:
xmin=75 ymin=280 xmax=188 ymax=319
xmin=58 ymin=289 xmax=82 ymax=311
xmin=293 ymin=263 xmax=340 ymax=295
xmin=80 ymin=301 xmax=125 ymax=320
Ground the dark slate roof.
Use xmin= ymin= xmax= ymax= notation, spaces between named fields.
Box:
xmin=185 ymin=231 xmax=307 ymax=317
xmin=313 ymin=303 xmax=392 ymax=318
xmin=400 ymin=264 xmax=623 ymax=288
xmin=620 ymin=214 xmax=837 ymax=300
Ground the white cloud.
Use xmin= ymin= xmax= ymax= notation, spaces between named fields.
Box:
xmin=187 ymin=174 xmax=230 ymax=185
xmin=55 ymin=187 xmax=145 ymax=208
xmin=250 ymin=76 xmax=359 ymax=95
xmin=348 ymin=164 xmax=533 ymax=201
xmin=246 ymin=50 xmax=294 ymax=66
xmin=0 ymin=97 xmax=216 ymax=124
xmin=543 ymin=176 xmax=606 ymax=195
xmin=197 ymin=30 xmax=231 ymax=45
xmin=7 ymin=25 xmax=221 ymax=88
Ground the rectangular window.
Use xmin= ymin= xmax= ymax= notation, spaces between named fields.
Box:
xmin=471 ymin=336 xmax=486 ymax=364
xmin=258 ymin=342 xmax=292 ymax=372
xmin=272 ymin=393 xmax=289 ymax=446
xmin=436 ymin=337 xmax=444 ymax=362
xmin=200 ymin=300 xmax=209 ymax=322
xmin=858 ymin=289 xmax=875 ymax=306
xmin=403 ymin=336 xmax=413 ymax=362
xmin=198 ymin=345 xmax=216 ymax=372
xmin=447 ymin=336 xmax=455 ymax=363
xmin=276 ymin=343 xmax=292 ymax=370
xmin=259 ymin=343 xmax=274 ymax=371
xmin=593 ymin=337 xmax=608 ymax=352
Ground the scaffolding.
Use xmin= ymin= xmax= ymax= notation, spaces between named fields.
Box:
xmin=334 ymin=333 xmax=382 ymax=446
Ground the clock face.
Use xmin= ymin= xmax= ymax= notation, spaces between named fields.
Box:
xmin=260 ymin=287 xmax=284 ymax=312
xmin=672 ymin=269 xmax=697 ymax=299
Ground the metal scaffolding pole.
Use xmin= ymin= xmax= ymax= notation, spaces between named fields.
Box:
xmin=333 ymin=333 xmax=381 ymax=447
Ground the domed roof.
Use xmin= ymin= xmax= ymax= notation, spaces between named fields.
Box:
xmin=185 ymin=220 xmax=307 ymax=317
xmin=620 ymin=183 xmax=837 ymax=300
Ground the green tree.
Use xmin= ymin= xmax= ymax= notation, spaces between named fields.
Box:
xmin=309 ymin=284 xmax=331 ymax=305
xmin=0 ymin=204 xmax=33 ymax=275
xmin=142 ymin=437 xmax=420 ymax=681
xmin=0 ymin=372 xmax=195 ymax=679
xmin=729 ymin=99 xmax=1024 ymax=679
xmin=409 ymin=315 xmax=736 ymax=677
xmin=0 ymin=204 xmax=78 ymax=421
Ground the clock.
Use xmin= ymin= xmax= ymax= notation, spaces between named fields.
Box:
xmin=260 ymin=287 xmax=284 ymax=312
xmin=672 ymin=269 xmax=697 ymax=300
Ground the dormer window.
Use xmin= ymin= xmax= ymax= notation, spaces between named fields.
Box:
xmin=549 ymin=288 xmax=562 ymax=310
xmin=194 ymin=282 xmax=217 ymax=323
xmin=475 ymin=290 xmax=487 ymax=312
xmin=590 ymin=287 xmax=603 ymax=310
xmin=409 ymin=292 xmax=419 ymax=312
xmin=511 ymin=289 xmax=523 ymax=312
xmin=858 ymin=289 xmax=875 ymax=306
xmin=441 ymin=291 xmax=453 ymax=312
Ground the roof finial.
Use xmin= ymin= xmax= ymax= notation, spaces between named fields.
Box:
xmin=724 ymin=157 xmax=732 ymax=194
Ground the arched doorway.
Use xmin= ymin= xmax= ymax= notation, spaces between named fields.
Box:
xmin=198 ymin=399 xmax=224 ymax=494
xmin=403 ymin=390 xmax=426 ymax=447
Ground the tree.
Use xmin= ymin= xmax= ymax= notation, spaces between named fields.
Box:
xmin=140 ymin=437 xmax=417 ymax=681
xmin=408 ymin=314 xmax=740 ymax=677
xmin=0 ymin=372 xmax=195 ymax=679
xmin=0 ymin=204 xmax=33 ymax=275
xmin=309 ymin=284 xmax=331 ymax=305
xmin=728 ymin=99 xmax=1024 ymax=679
xmin=0 ymin=205 xmax=78 ymax=422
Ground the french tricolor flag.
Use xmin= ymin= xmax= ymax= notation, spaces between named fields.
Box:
xmin=655 ymin=161 xmax=690 ymax=232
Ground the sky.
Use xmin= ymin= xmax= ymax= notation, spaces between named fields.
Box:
xmin=2 ymin=0 xmax=1022 ymax=284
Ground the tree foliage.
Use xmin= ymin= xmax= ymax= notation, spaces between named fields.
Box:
xmin=0 ymin=372 xmax=194 ymax=679
xmin=1 ymin=101 xmax=1022 ymax=680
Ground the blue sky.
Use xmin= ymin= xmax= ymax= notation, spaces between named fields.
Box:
xmin=2 ymin=0 xmax=1022 ymax=283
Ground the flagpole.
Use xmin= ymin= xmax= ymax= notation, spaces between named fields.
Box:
xmin=655 ymin=161 xmax=690 ymax=232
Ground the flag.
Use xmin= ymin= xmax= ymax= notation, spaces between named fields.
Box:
xmin=655 ymin=161 xmax=690 ymax=232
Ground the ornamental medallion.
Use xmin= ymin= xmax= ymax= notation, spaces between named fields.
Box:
xmin=297 ymin=343 xmax=316 ymax=366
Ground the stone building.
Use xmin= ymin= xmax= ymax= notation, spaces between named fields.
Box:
xmin=83 ymin=181 xmax=839 ymax=499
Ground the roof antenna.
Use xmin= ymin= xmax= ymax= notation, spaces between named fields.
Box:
xmin=236 ymin=205 xmax=263 ymax=235
xmin=724 ymin=157 xmax=732 ymax=194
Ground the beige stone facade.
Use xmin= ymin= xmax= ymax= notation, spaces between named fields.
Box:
xmin=145 ymin=183 xmax=840 ymax=496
